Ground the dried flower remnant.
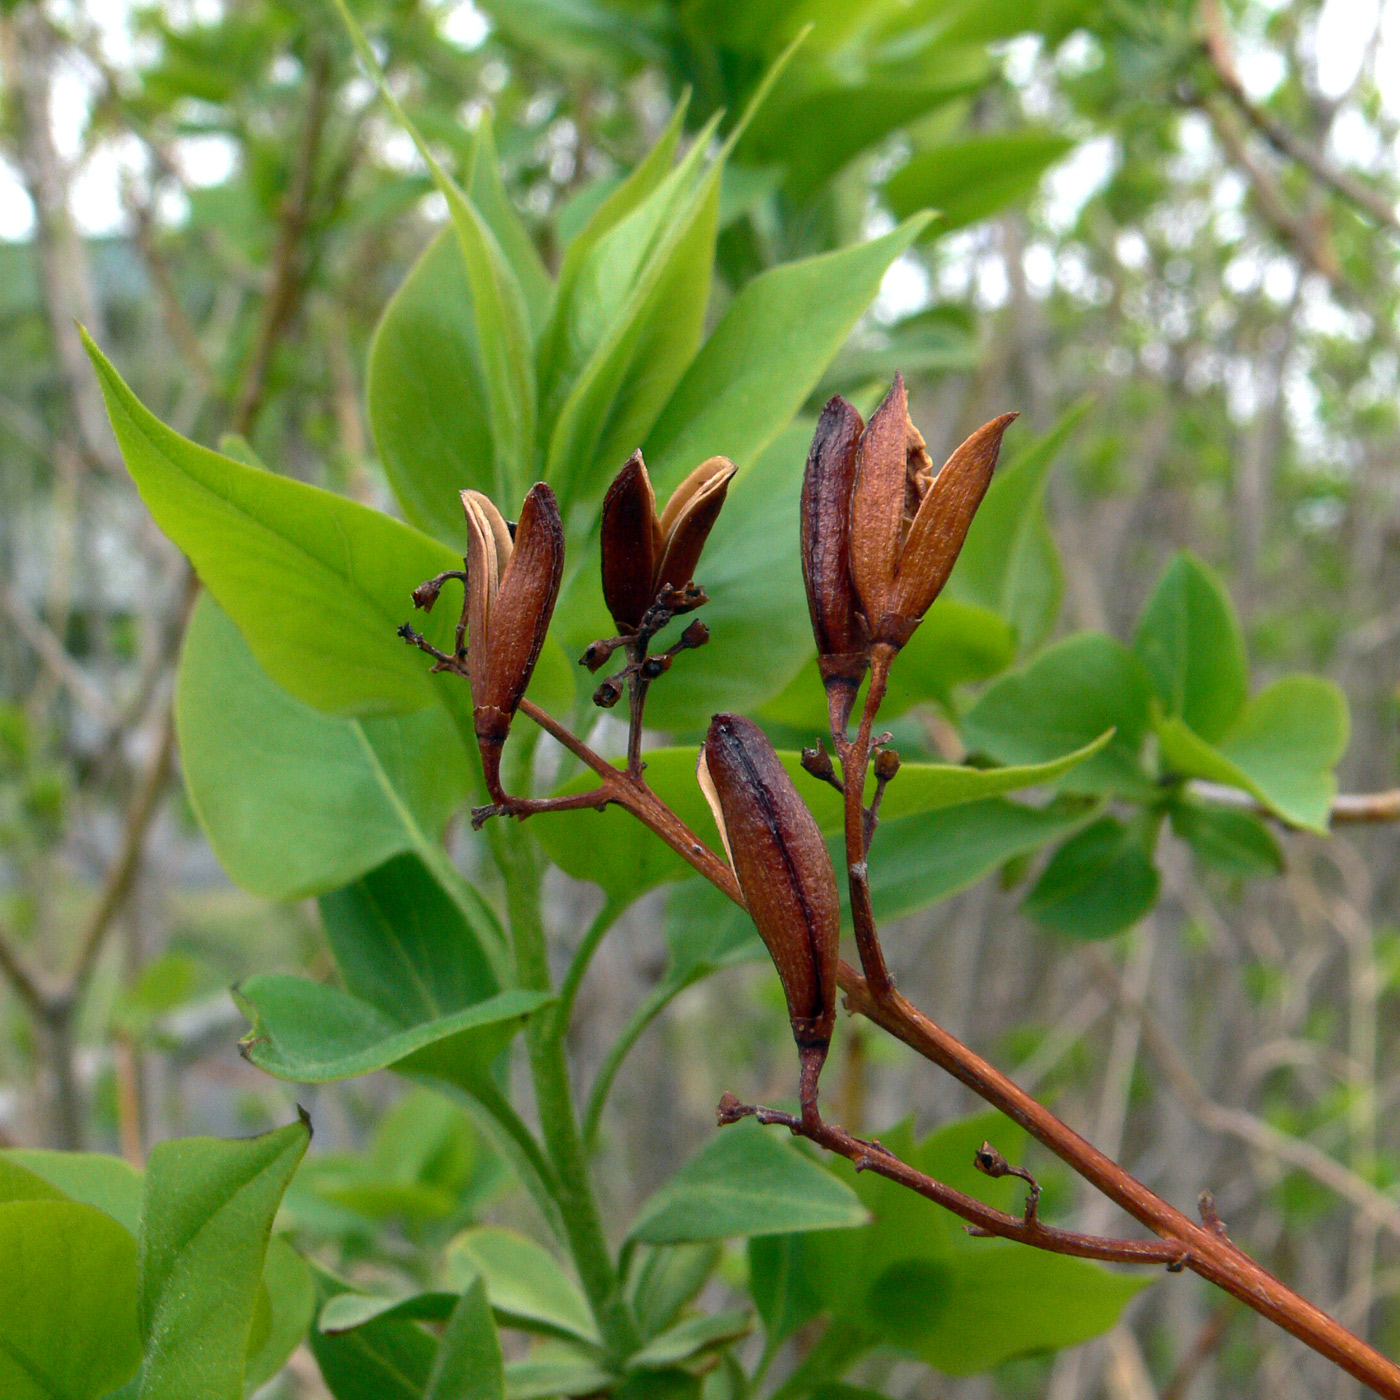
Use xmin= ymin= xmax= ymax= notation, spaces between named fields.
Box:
xmin=848 ymin=373 xmax=1016 ymax=652
xmin=698 ymin=713 xmax=839 ymax=1123
xmin=801 ymin=395 xmax=869 ymax=733
xmin=600 ymin=450 xmax=736 ymax=635
xmin=460 ymin=483 xmax=565 ymax=800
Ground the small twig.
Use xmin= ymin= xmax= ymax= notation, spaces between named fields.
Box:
xmin=716 ymin=1093 xmax=1187 ymax=1268
xmin=1162 ymin=1307 xmax=1232 ymax=1400
xmin=1200 ymin=6 xmax=1400 ymax=236
xmin=1191 ymin=779 xmax=1400 ymax=826
xmin=0 ymin=916 xmax=50 ymax=1019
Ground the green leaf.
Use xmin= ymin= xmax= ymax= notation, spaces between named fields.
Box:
xmin=85 ymin=334 xmax=460 ymax=715
xmin=0 ymin=1149 xmax=142 ymax=1234
xmin=444 ymin=1226 xmax=598 ymax=1343
xmin=817 ymin=306 xmax=978 ymax=399
xmin=790 ymin=1112 xmax=1148 ymax=1375
xmin=0 ymin=1200 xmax=141 ymax=1399
xmin=425 ymin=1277 xmax=507 ymax=1400
xmin=468 ymin=113 xmax=552 ymax=336
xmin=320 ymin=1291 xmax=457 ymax=1334
xmin=642 ymin=423 xmax=815 ymax=727
xmin=177 ymin=596 xmax=474 ymax=901
xmin=505 ymin=1342 xmax=614 ymax=1400
xmin=368 ymin=228 xmax=496 ymax=542
xmin=863 ymin=797 xmax=1091 ymax=923
xmin=138 ymin=1117 xmax=310 ymax=1400
xmin=962 ymin=633 xmax=1154 ymax=796
xmin=311 ymin=1310 xmax=436 ymax=1400
xmin=235 ymin=979 xmax=550 ymax=1085
xmin=338 ymin=0 xmax=535 ymax=492
xmin=885 ymin=131 xmax=1076 ymax=234
xmin=1022 ymin=816 xmax=1161 ymax=938
xmin=243 ymin=1236 xmax=316 ymax=1396
xmin=948 ymin=399 xmax=1086 ymax=653
xmin=1155 ymin=676 xmax=1349 ymax=832
xmin=1170 ymin=801 xmax=1284 ymax=879
xmin=627 ymin=1245 xmax=722 ymax=1340
xmin=319 ymin=852 xmax=500 ymax=1028
xmin=1133 ymin=553 xmax=1248 ymax=743
xmin=642 ymin=215 xmax=933 ymax=492
xmin=545 ymin=134 xmax=721 ymax=504
xmin=630 ymin=1312 xmax=750 ymax=1369
xmin=629 ymin=1121 xmax=868 ymax=1244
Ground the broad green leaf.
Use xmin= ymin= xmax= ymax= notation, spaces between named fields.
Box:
xmin=85 ymin=335 xmax=461 ymax=715
xmin=0 ymin=1149 xmax=141 ymax=1233
xmin=0 ymin=1199 xmax=141 ymax=1399
xmin=425 ymin=1277 xmax=507 ymax=1400
xmin=760 ymin=597 xmax=1016 ymax=730
xmin=791 ymin=1112 xmax=1148 ymax=1375
xmin=368 ymin=228 xmax=495 ymax=542
xmin=505 ymin=1342 xmax=614 ymax=1400
xmin=642 ymin=423 xmax=815 ymax=727
xmin=628 ymin=1244 xmax=722 ymax=1340
xmin=138 ymin=1117 xmax=310 ymax=1400
xmin=1022 ymin=816 xmax=1160 ymax=938
xmin=1133 ymin=553 xmax=1248 ymax=743
xmin=244 ymin=1236 xmax=316 ymax=1396
xmin=643 ymin=215 xmax=934 ymax=492
xmin=862 ymin=797 xmax=1090 ymax=923
xmin=444 ymin=1226 xmax=598 ymax=1342
xmin=178 ymin=597 xmax=474 ymax=901
xmin=630 ymin=1312 xmax=750 ymax=1369
xmin=538 ymin=729 xmax=1105 ymax=904
xmin=469 ymin=113 xmax=552 ymax=335
xmin=817 ymin=306 xmax=978 ymax=399
xmin=885 ymin=131 xmax=1076 ymax=234
xmin=1155 ymin=676 xmax=1348 ymax=832
xmin=540 ymin=99 xmax=689 ymax=406
xmin=962 ymin=633 xmax=1154 ymax=796
xmin=311 ymin=1311 xmax=436 ymax=1400
xmin=948 ymin=399 xmax=1087 ymax=653
xmin=235 ymin=979 xmax=550 ymax=1084
xmin=339 ymin=0 xmax=535 ymax=493
xmin=545 ymin=138 xmax=721 ymax=503
xmin=1170 ymin=801 xmax=1284 ymax=879
xmin=629 ymin=1121 xmax=868 ymax=1244
xmin=0 ymin=1157 xmax=66 ymax=1203
xmin=744 ymin=69 xmax=987 ymax=200
xmin=319 ymin=852 xmax=500 ymax=1027
xmin=321 ymin=1291 xmax=457 ymax=1334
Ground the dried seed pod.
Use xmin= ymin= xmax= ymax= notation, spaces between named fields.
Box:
xmin=461 ymin=483 xmax=564 ymax=798
xmin=698 ymin=714 xmax=839 ymax=1057
xmin=848 ymin=374 xmax=1016 ymax=650
xmin=600 ymin=451 xmax=735 ymax=634
xmin=800 ymin=396 xmax=869 ymax=730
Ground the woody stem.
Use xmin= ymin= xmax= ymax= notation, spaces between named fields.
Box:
xmin=626 ymin=639 xmax=648 ymax=778
xmin=838 ymin=968 xmax=1400 ymax=1397
xmin=837 ymin=643 xmax=895 ymax=999
xmin=716 ymin=1094 xmax=1185 ymax=1267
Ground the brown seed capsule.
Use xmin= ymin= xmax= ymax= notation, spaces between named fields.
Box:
xmin=849 ymin=374 xmax=1016 ymax=650
xmin=461 ymin=483 xmax=564 ymax=799
xmin=600 ymin=450 xmax=735 ymax=634
xmin=801 ymin=396 xmax=869 ymax=732
xmin=697 ymin=715 xmax=839 ymax=1063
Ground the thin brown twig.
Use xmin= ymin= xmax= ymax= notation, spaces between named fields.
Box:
xmin=716 ymin=1094 xmax=1188 ymax=1267
xmin=1200 ymin=4 xmax=1400 ymax=236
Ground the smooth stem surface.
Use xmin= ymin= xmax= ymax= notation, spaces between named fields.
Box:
xmin=837 ymin=644 xmax=893 ymax=998
xmin=499 ymin=818 xmax=640 ymax=1361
